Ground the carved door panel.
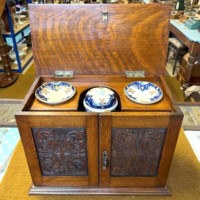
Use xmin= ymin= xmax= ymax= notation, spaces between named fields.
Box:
xmin=16 ymin=112 xmax=98 ymax=187
xmin=99 ymin=112 xmax=180 ymax=188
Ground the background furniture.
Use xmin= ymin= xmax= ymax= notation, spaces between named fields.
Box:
xmin=0 ymin=0 xmax=18 ymax=87
xmin=167 ymin=37 xmax=187 ymax=75
xmin=170 ymin=20 xmax=200 ymax=87
xmin=0 ymin=0 xmax=33 ymax=73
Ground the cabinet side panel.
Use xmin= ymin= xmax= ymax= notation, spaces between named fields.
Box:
xmin=110 ymin=128 xmax=166 ymax=177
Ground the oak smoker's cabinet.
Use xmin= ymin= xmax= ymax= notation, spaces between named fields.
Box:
xmin=15 ymin=4 xmax=183 ymax=195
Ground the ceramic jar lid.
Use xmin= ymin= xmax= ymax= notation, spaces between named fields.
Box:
xmin=83 ymin=87 xmax=118 ymax=112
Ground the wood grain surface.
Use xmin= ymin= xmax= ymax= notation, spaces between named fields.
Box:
xmin=29 ymin=4 xmax=171 ymax=76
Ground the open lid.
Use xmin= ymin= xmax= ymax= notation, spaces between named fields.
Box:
xmin=29 ymin=4 xmax=171 ymax=76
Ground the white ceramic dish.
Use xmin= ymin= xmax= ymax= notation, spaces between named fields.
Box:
xmin=35 ymin=81 xmax=76 ymax=104
xmin=124 ymin=81 xmax=163 ymax=104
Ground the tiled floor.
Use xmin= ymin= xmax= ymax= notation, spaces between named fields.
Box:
xmin=0 ymin=103 xmax=23 ymax=127
xmin=0 ymin=128 xmax=20 ymax=182
xmin=185 ymin=131 xmax=200 ymax=162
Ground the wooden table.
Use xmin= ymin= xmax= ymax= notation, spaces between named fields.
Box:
xmin=169 ymin=20 xmax=200 ymax=86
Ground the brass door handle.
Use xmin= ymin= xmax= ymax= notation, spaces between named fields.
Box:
xmin=102 ymin=151 xmax=109 ymax=170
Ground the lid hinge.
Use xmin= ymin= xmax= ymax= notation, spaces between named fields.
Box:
xmin=102 ymin=10 xmax=108 ymax=23
xmin=54 ymin=70 xmax=73 ymax=78
xmin=125 ymin=71 xmax=145 ymax=78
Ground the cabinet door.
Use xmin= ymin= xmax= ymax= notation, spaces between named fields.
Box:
xmin=16 ymin=112 xmax=98 ymax=187
xmin=99 ymin=112 xmax=182 ymax=188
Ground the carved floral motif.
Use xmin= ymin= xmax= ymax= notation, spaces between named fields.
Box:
xmin=32 ymin=128 xmax=88 ymax=176
xmin=111 ymin=128 xmax=166 ymax=177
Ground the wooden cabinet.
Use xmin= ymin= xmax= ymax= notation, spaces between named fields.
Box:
xmin=16 ymin=75 xmax=183 ymax=195
xmin=15 ymin=4 xmax=183 ymax=195
xmin=177 ymin=53 xmax=200 ymax=86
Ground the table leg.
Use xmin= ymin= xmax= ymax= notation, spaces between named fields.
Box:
xmin=178 ymin=43 xmax=200 ymax=88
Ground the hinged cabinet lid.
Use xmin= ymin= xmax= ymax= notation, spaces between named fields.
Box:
xmin=29 ymin=4 xmax=171 ymax=77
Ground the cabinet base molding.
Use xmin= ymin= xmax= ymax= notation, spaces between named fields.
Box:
xmin=29 ymin=185 xmax=170 ymax=196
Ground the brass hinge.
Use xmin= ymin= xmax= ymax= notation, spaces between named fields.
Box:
xmin=102 ymin=10 xmax=108 ymax=23
xmin=125 ymin=71 xmax=145 ymax=78
xmin=54 ymin=70 xmax=73 ymax=78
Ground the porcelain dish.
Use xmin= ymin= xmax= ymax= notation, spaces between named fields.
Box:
xmin=124 ymin=81 xmax=163 ymax=104
xmin=35 ymin=81 xmax=76 ymax=104
xmin=83 ymin=87 xmax=118 ymax=112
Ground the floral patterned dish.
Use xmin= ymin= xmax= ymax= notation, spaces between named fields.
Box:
xmin=83 ymin=87 xmax=118 ymax=112
xmin=124 ymin=81 xmax=163 ymax=104
xmin=35 ymin=81 xmax=76 ymax=104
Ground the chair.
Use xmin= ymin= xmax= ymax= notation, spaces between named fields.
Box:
xmin=167 ymin=37 xmax=187 ymax=75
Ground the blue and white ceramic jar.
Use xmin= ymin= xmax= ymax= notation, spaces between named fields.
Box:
xmin=83 ymin=87 xmax=118 ymax=112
